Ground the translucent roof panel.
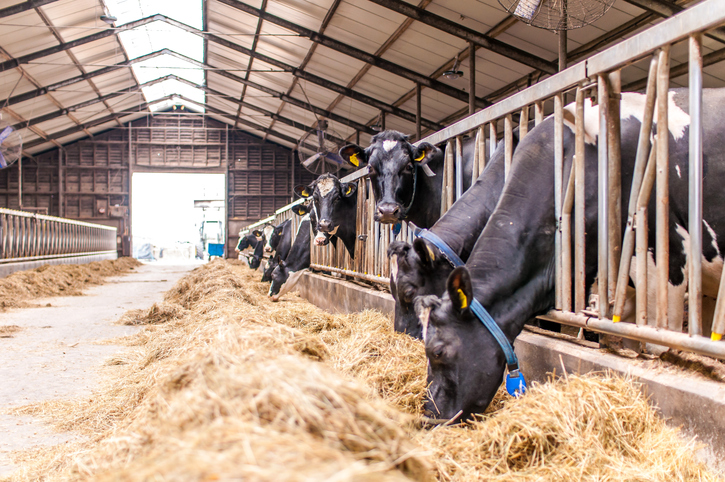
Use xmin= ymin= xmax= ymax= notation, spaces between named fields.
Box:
xmin=106 ymin=0 xmax=205 ymax=112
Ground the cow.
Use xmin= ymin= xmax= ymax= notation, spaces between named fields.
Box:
xmin=269 ymin=204 xmax=314 ymax=302
xmin=416 ymin=89 xmax=725 ymax=422
xmin=294 ymin=173 xmax=358 ymax=258
xmin=235 ymin=232 xmax=259 ymax=252
xmin=387 ymin=130 xmax=512 ymax=338
xmin=339 ymin=130 xmax=475 ymax=229
xmin=261 ymin=219 xmax=293 ymax=282
xmin=246 ymin=232 xmax=265 ymax=270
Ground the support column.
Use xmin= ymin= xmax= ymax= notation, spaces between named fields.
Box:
xmin=469 ymin=41 xmax=476 ymax=116
xmin=415 ymin=83 xmax=421 ymax=140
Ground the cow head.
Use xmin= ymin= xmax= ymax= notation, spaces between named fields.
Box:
xmin=235 ymin=232 xmax=258 ymax=252
xmin=262 ymin=224 xmax=276 ymax=253
xmin=339 ymin=130 xmax=440 ymax=224
xmin=267 ymin=223 xmax=286 ymax=253
xmin=268 ymin=259 xmax=288 ymax=300
xmin=388 ymin=238 xmax=453 ymax=338
xmin=294 ymin=174 xmax=357 ymax=246
xmin=261 ymin=255 xmax=278 ymax=282
xmin=416 ymin=267 xmax=505 ymax=423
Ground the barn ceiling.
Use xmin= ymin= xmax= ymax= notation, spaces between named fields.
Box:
xmin=1 ymin=0 xmax=725 ymax=157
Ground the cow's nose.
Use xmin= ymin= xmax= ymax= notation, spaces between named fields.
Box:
xmin=264 ymin=247 xmax=272 ymax=252
xmin=376 ymin=203 xmax=400 ymax=223
xmin=318 ymin=219 xmax=332 ymax=231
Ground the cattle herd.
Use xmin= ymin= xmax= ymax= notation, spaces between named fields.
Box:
xmin=236 ymin=87 xmax=725 ymax=422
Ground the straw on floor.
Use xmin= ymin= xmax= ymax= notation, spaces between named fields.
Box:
xmin=6 ymin=259 xmax=720 ymax=481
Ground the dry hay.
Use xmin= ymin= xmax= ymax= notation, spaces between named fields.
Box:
xmin=6 ymin=260 xmax=720 ymax=482
xmin=0 ymin=324 xmax=21 ymax=337
xmin=0 ymin=257 xmax=140 ymax=310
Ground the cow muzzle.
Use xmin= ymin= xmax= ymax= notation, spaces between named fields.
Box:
xmin=376 ymin=202 xmax=401 ymax=224
xmin=314 ymin=232 xmax=329 ymax=246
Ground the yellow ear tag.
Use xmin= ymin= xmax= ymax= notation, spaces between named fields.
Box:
xmin=346 ymin=186 xmax=353 ymax=196
xmin=426 ymin=246 xmax=435 ymax=261
xmin=301 ymin=189 xmax=309 ymax=197
xmin=349 ymin=152 xmax=360 ymax=167
xmin=457 ymin=289 xmax=468 ymax=309
xmin=414 ymin=152 xmax=425 ymax=162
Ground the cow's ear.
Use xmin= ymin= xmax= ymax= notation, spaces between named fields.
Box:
xmin=274 ymin=225 xmax=284 ymax=235
xmin=447 ymin=267 xmax=473 ymax=314
xmin=413 ymin=238 xmax=437 ymax=271
xmin=294 ymin=184 xmax=313 ymax=198
xmin=412 ymin=142 xmax=441 ymax=166
xmin=292 ymin=203 xmax=310 ymax=216
xmin=339 ymin=144 xmax=367 ymax=168
xmin=341 ymin=182 xmax=357 ymax=198
xmin=252 ymin=229 xmax=263 ymax=237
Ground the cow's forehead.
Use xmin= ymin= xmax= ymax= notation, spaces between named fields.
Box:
xmin=263 ymin=225 xmax=274 ymax=236
xmin=316 ymin=177 xmax=338 ymax=197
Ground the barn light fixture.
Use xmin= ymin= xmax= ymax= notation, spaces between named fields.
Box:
xmin=100 ymin=14 xmax=117 ymax=24
xmin=370 ymin=111 xmax=384 ymax=132
xmin=443 ymin=55 xmax=464 ymax=80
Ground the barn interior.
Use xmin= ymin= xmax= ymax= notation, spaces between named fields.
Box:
xmin=2 ymin=0 xmax=725 ymax=257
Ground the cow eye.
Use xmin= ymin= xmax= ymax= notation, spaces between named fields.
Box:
xmin=368 ymin=165 xmax=378 ymax=177
xmin=429 ymin=344 xmax=445 ymax=362
xmin=403 ymin=163 xmax=413 ymax=172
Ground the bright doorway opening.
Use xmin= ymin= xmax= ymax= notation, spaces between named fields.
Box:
xmin=131 ymin=173 xmax=225 ymax=262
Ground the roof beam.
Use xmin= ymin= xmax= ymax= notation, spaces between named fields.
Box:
xmin=365 ymin=0 xmax=557 ymax=75
xmin=234 ymin=0 xmax=267 ymax=129
xmin=3 ymin=50 xmax=167 ymax=108
xmin=623 ymin=0 xmax=725 ymax=42
xmin=11 ymin=75 xmax=173 ymax=131
xmin=216 ymin=0 xmax=491 ymax=108
xmin=0 ymin=0 xmax=61 ymax=18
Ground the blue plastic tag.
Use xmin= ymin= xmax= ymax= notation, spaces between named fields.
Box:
xmin=505 ymin=369 xmax=527 ymax=398
xmin=393 ymin=222 xmax=402 ymax=237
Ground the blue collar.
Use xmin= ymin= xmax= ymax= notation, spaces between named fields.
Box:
xmin=413 ymin=227 xmax=527 ymax=397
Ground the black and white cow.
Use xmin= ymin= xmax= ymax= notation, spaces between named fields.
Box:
xmin=261 ymin=219 xmax=293 ymax=282
xmin=339 ymin=130 xmax=474 ymax=229
xmin=417 ymin=89 xmax=725 ymax=422
xmin=388 ymin=130 xmax=513 ymax=338
xmin=246 ymin=231 xmax=265 ymax=270
xmin=269 ymin=206 xmax=313 ymax=302
xmin=294 ymin=173 xmax=358 ymax=258
xmin=235 ymin=232 xmax=259 ymax=252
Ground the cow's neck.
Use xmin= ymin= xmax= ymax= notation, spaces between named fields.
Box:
xmin=287 ymin=220 xmax=311 ymax=271
xmin=467 ymin=119 xmax=569 ymax=342
xmin=430 ymin=140 xmax=507 ymax=261
xmin=338 ymin=201 xmax=357 ymax=258
xmin=404 ymin=153 xmax=444 ymax=229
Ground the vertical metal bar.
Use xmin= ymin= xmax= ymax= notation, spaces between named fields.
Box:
xmin=597 ymin=74 xmax=610 ymax=318
xmin=612 ymin=55 xmax=658 ymax=322
xmin=455 ymin=136 xmax=463 ymax=199
xmin=574 ymin=87 xmax=586 ymax=313
xmin=535 ymin=101 xmax=544 ymax=125
xmin=128 ymin=123 xmax=133 ymax=257
xmin=558 ymin=29 xmax=567 ymax=71
xmin=472 ymin=128 xmax=480 ymax=184
xmin=17 ymin=156 xmax=22 ymax=210
xmin=469 ymin=42 xmax=476 ymax=116
xmin=562 ymin=163 xmax=575 ymax=312
xmin=442 ymin=139 xmax=454 ymax=216
xmin=608 ymin=70 xmax=622 ymax=302
xmin=225 ymin=124 xmax=229 ymax=258
xmin=636 ymin=145 xmax=657 ymax=326
xmin=554 ymin=93 xmax=564 ymax=310
xmin=58 ymin=149 xmax=63 ymax=217
xmin=489 ymin=121 xmax=497 ymax=159
xmin=477 ymin=125 xmax=486 ymax=175
xmin=656 ymin=46 xmax=670 ymax=330
xmin=520 ymin=105 xmax=529 ymax=140
xmin=689 ymin=33 xmax=703 ymax=337
xmin=416 ymin=83 xmax=421 ymax=141
xmin=504 ymin=114 xmax=513 ymax=180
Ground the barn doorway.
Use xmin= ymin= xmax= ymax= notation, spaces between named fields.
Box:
xmin=131 ymin=173 xmax=226 ymax=262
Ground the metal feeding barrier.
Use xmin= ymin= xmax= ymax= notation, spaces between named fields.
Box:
xmin=240 ymin=0 xmax=725 ymax=361
xmin=0 ymin=208 xmax=117 ymax=264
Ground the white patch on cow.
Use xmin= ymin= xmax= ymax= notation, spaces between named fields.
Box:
xmin=382 ymin=140 xmax=397 ymax=152
xmin=418 ymin=306 xmax=432 ymax=343
xmin=276 ymin=269 xmax=305 ymax=300
xmin=390 ymin=254 xmax=399 ymax=283
xmin=703 ymin=219 xmax=720 ymax=257
xmin=297 ymin=214 xmax=311 ymax=237
xmin=675 ymin=165 xmax=681 ymax=178
xmin=317 ymin=177 xmax=336 ymax=197
xmin=263 ymin=225 xmax=274 ymax=251
xmin=314 ymin=231 xmax=327 ymax=245
xmin=563 ymin=92 xmax=691 ymax=146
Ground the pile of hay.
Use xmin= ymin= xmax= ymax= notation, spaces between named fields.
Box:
xmin=0 ymin=257 xmax=140 ymax=310
xmin=7 ymin=260 xmax=720 ymax=482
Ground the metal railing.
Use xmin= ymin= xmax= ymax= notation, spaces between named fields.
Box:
xmin=0 ymin=208 xmax=117 ymax=263
xmin=240 ymin=0 xmax=725 ymax=360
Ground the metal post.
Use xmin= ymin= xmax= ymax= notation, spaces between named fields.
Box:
xmin=489 ymin=121 xmax=497 ymax=160
xmin=446 ymin=139 xmax=454 ymax=211
xmin=472 ymin=127 xmax=481 ymax=184
xmin=455 ymin=136 xmax=463 ymax=199
xmin=688 ymin=33 xmax=703 ymax=337
xmin=477 ymin=125 xmax=486 ymax=175
xmin=415 ymin=83 xmax=421 ymax=140
xmin=597 ymin=74 xmax=610 ymax=318
xmin=17 ymin=156 xmax=22 ymax=210
xmin=58 ymin=149 xmax=63 ymax=217
xmin=535 ymin=101 xmax=544 ymax=125
xmin=656 ymin=46 xmax=670 ymax=330
xmin=469 ymin=42 xmax=476 ymax=116
xmin=562 ymin=162 xmax=575 ymax=312
xmin=608 ymin=70 xmax=622 ymax=301
xmin=520 ymin=105 xmax=529 ymax=140
xmin=225 ymin=124 xmax=230 ymax=258
xmin=612 ymin=55 xmax=658 ymax=322
xmin=442 ymin=139 xmax=454 ymax=216
xmin=574 ymin=87 xmax=586 ymax=313
xmin=504 ymin=114 xmax=513 ymax=180
xmin=636 ymin=145 xmax=657 ymax=326
xmin=554 ymin=93 xmax=564 ymax=310
xmin=128 ymin=123 xmax=133 ymax=257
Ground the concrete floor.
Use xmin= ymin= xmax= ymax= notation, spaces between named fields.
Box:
xmin=0 ymin=261 xmax=198 ymax=477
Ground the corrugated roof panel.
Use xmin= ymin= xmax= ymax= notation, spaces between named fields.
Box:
xmin=207 ymin=76 xmax=242 ymax=98
xmin=325 ymin=1 xmax=404 ymax=55
xmin=303 ymin=44 xmax=366 ymax=87
xmin=279 ymin=103 xmax=320 ymax=131
xmin=380 ymin=22 xmax=465 ymax=75
xmin=22 ymin=52 xmax=81 ymax=86
xmin=49 ymin=87 xmax=99 ymax=108
xmin=246 ymin=70 xmax=295 ymax=96
xmin=235 ymin=94 xmax=280 ymax=116
xmin=34 ymin=115 xmax=77 ymax=133
xmin=108 ymin=93 xmax=146 ymax=112
xmin=207 ymin=95 xmax=238 ymax=115
xmin=288 ymin=81 xmax=340 ymax=110
xmin=351 ymin=66 xmax=415 ymax=104
xmin=207 ymin=5 xmax=257 ymax=51
xmin=0 ymin=10 xmax=57 ymax=58
xmin=0 ymin=69 xmax=37 ymax=102
xmin=254 ymin=23 xmax=314 ymax=68
xmin=206 ymin=43 xmax=252 ymax=71
xmin=238 ymin=111 xmax=272 ymax=129
xmin=69 ymin=36 xmax=127 ymax=71
xmin=54 ymin=130 xmax=94 ymax=147
xmin=9 ymin=95 xmax=61 ymax=120
xmin=91 ymin=69 xmax=137 ymax=94
xmin=266 ymin=0 xmax=335 ymax=33
xmin=41 ymin=0 xmax=104 ymax=43
xmin=330 ymin=98 xmax=379 ymax=127
xmin=379 ymin=114 xmax=415 ymax=138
